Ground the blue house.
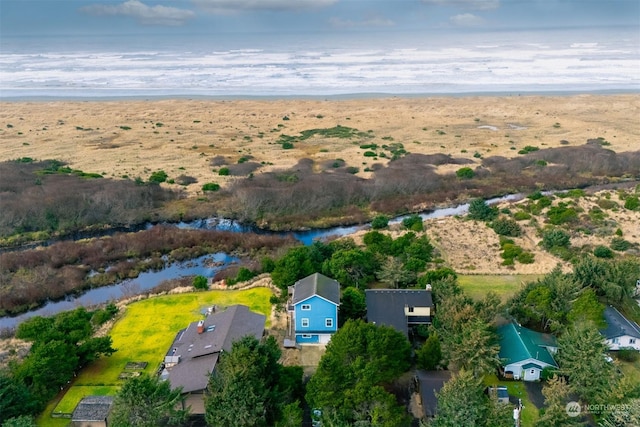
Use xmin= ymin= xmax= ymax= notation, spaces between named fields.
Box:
xmin=289 ymin=273 xmax=340 ymax=345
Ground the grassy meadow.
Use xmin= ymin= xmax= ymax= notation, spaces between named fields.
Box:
xmin=458 ymin=274 xmax=543 ymax=302
xmin=39 ymin=288 xmax=273 ymax=426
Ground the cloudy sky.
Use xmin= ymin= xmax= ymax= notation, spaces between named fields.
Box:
xmin=2 ymin=0 xmax=638 ymax=40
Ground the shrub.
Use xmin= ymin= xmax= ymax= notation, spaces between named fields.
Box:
xmin=261 ymin=257 xmax=275 ymax=273
xmin=456 ymin=167 xmax=474 ymax=179
xmin=417 ymin=333 xmax=442 ymax=370
xmin=624 ymin=196 xmax=639 ymax=211
xmin=536 ymin=196 xmax=553 ymax=209
xmin=418 ymin=268 xmax=458 ymax=285
xmin=491 ymin=217 xmax=522 ymax=237
xmin=501 ymin=243 xmax=523 ymax=261
xmin=468 ymin=198 xmax=498 ymax=221
xmin=517 ymin=252 xmax=535 ymax=264
xmin=193 ymin=275 xmax=208 ymax=290
xmin=610 ymin=237 xmax=631 ymax=252
xmin=202 ymin=183 xmax=220 ymax=192
xmin=514 ymin=211 xmax=531 ymax=221
xmin=282 ymin=142 xmax=294 ymax=149
xmin=149 ymin=170 xmax=168 ymax=183
xmin=371 ymin=215 xmax=390 ymax=230
xmin=346 ymin=166 xmax=359 ymax=174
xmin=527 ymin=190 xmax=543 ymax=200
xmin=541 ymin=228 xmax=571 ymax=250
xmin=175 ymin=175 xmax=197 ymax=186
xmin=218 ymin=167 xmax=230 ymax=176
xmin=617 ymin=348 xmax=639 ymax=362
xmin=518 ymin=145 xmax=539 ymax=154
xmin=593 ymin=245 xmax=613 ymax=258
xmin=597 ymin=199 xmax=618 ymax=210
xmin=227 ymin=267 xmax=257 ymax=285
xmin=402 ymin=214 xmax=424 ymax=232
xmin=547 ymin=203 xmax=578 ymax=225
xmin=363 ymin=151 xmax=377 ymax=157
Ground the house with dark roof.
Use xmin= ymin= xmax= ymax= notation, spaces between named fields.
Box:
xmin=160 ymin=304 xmax=266 ymax=414
xmin=497 ymin=322 xmax=558 ymax=382
xmin=289 ymin=273 xmax=340 ymax=345
xmin=415 ymin=370 xmax=451 ymax=418
xmin=71 ymin=396 xmax=114 ymax=427
xmin=601 ymin=306 xmax=640 ymax=351
xmin=365 ymin=288 xmax=433 ymax=337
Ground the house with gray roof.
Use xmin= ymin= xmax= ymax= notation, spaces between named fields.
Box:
xmin=365 ymin=288 xmax=432 ymax=338
xmin=288 ymin=273 xmax=340 ymax=345
xmin=71 ymin=396 xmax=114 ymax=427
xmin=161 ymin=304 xmax=266 ymax=414
xmin=497 ymin=321 xmax=558 ymax=381
xmin=601 ymin=306 xmax=640 ymax=351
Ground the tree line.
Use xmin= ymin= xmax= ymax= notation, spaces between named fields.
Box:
xmin=0 ymin=306 xmax=118 ymax=426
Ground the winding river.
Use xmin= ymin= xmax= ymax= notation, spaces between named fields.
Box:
xmin=0 ymin=193 xmax=524 ymax=329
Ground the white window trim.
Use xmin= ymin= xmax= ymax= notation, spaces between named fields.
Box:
xmin=301 ymin=304 xmax=311 ymax=311
xmin=325 ymin=318 xmax=334 ymax=328
xmin=301 ymin=318 xmax=309 ymax=328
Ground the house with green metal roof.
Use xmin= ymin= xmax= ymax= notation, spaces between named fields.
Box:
xmin=497 ymin=321 xmax=558 ymax=381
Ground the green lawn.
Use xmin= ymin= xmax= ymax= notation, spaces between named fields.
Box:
xmin=458 ymin=274 xmax=542 ymax=301
xmin=38 ymin=287 xmax=274 ymax=426
xmin=484 ymin=374 xmax=539 ymax=426
xmin=52 ymin=386 xmax=119 ymax=415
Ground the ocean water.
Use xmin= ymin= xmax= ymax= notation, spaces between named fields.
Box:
xmin=1 ymin=29 xmax=638 ymax=99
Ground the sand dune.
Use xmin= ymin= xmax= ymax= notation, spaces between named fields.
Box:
xmin=1 ymin=95 xmax=638 ymax=198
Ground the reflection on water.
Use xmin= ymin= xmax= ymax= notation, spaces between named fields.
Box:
xmin=0 ymin=193 xmax=522 ymax=329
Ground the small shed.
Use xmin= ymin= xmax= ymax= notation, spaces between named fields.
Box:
xmin=71 ymin=396 xmax=114 ymax=427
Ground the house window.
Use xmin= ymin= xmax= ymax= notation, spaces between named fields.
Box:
xmin=302 ymin=334 xmax=312 ymax=338
xmin=325 ymin=318 xmax=333 ymax=328
xmin=301 ymin=318 xmax=309 ymax=328
xmin=301 ymin=304 xmax=311 ymax=311
xmin=530 ymin=370 xmax=535 ymax=375
xmin=408 ymin=306 xmax=414 ymax=313
xmin=613 ymin=338 xmax=620 ymax=344
xmin=630 ymin=338 xmax=636 ymax=345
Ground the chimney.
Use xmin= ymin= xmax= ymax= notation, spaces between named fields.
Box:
xmin=197 ymin=320 xmax=205 ymax=334
xmin=425 ymin=283 xmax=432 ymax=291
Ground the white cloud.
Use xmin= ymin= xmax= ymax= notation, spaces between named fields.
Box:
xmin=329 ymin=16 xmax=394 ymax=28
xmin=81 ymin=0 xmax=195 ymax=26
xmin=193 ymin=0 xmax=338 ymax=13
xmin=422 ymin=0 xmax=499 ymax=11
xmin=449 ymin=13 xmax=485 ymax=26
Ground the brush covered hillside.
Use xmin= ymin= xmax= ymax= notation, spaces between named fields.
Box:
xmin=421 ymin=186 xmax=640 ymax=276
xmin=1 ymin=95 xmax=639 ymax=237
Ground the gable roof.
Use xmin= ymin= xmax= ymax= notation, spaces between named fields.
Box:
xmin=365 ymin=289 xmax=433 ymax=337
xmin=417 ymin=370 xmax=451 ymax=418
xmin=292 ymin=273 xmax=340 ymax=305
xmin=498 ymin=322 xmax=557 ymax=368
xmin=165 ymin=305 xmax=266 ymax=393
xmin=601 ymin=306 xmax=640 ymax=340
xmin=72 ymin=396 xmax=114 ymax=422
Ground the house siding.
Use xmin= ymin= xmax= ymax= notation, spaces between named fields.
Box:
xmin=504 ymin=358 xmax=554 ymax=381
xmin=294 ymin=295 xmax=337 ymax=334
xmin=606 ymin=335 xmax=640 ymax=351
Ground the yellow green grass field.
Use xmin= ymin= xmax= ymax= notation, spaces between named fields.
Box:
xmin=458 ymin=274 xmax=542 ymax=302
xmin=38 ymin=288 xmax=273 ymax=426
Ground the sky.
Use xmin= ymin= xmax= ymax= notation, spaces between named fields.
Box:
xmin=1 ymin=0 xmax=639 ymax=41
